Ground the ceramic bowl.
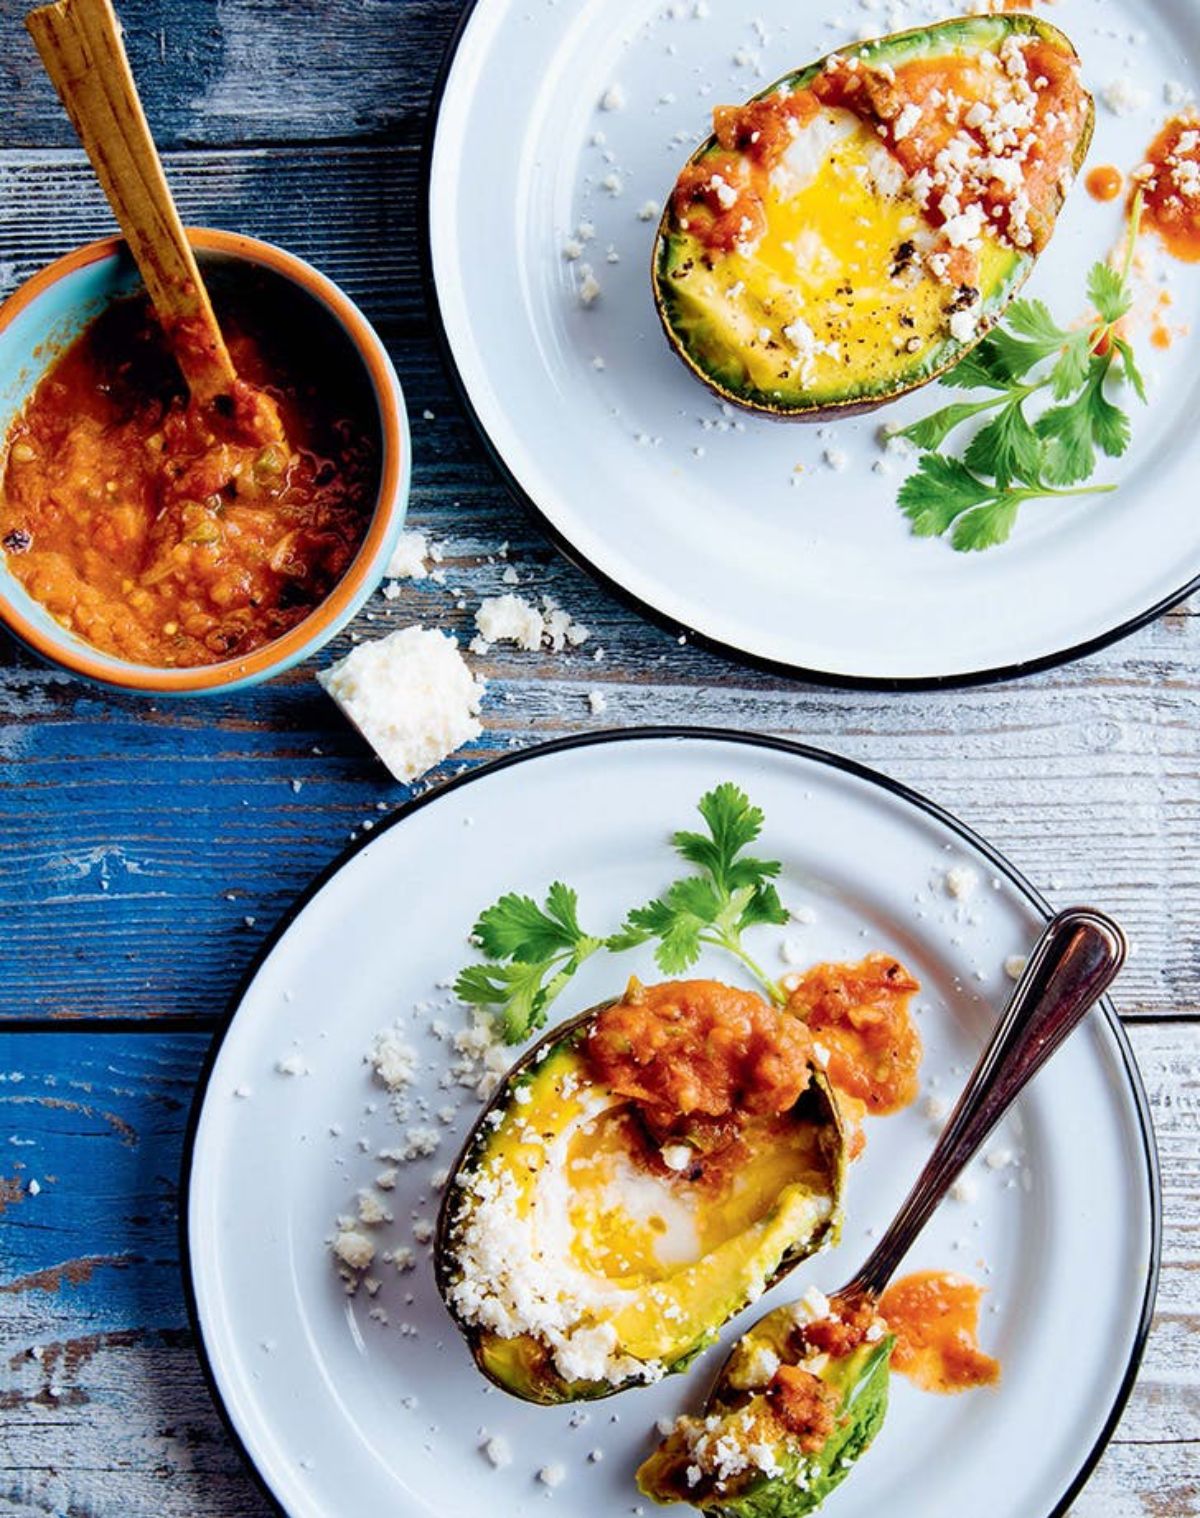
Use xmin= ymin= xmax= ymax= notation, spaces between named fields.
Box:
xmin=0 ymin=228 xmax=410 ymax=694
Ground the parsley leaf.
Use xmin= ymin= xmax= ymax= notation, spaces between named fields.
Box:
xmin=455 ymin=785 xmax=793 ymax=1043
xmin=1113 ymin=337 xmax=1147 ymax=404
xmin=617 ymin=783 xmax=788 ymax=1000
xmin=1088 ymin=261 xmax=1132 ymax=326
xmin=950 ymin=498 xmax=1022 ymax=552
xmin=454 ymin=883 xmax=605 ymax=1041
xmin=963 ymin=398 xmax=1043 ymax=489
xmin=895 ymin=193 xmax=1144 ymax=552
xmin=897 ymin=454 xmax=993 ymax=536
xmin=899 ymin=396 xmax=1001 ymax=452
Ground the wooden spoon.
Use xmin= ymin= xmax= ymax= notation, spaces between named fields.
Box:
xmin=26 ymin=0 xmax=278 ymax=432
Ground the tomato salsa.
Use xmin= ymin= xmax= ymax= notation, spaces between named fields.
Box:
xmin=878 ymin=1269 xmax=1001 ymax=1393
xmin=1134 ymin=115 xmax=1200 ymax=262
xmin=0 ymin=277 xmax=379 ymax=667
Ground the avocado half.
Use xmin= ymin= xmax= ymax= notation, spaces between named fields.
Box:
xmin=638 ymin=1302 xmax=893 ymax=1516
xmin=434 ymin=997 xmax=846 ymax=1405
xmin=653 ymin=13 xmax=1094 ymax=419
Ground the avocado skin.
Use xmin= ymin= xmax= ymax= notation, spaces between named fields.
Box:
xmin=653 ymin=13 xmax=1095 ymax=420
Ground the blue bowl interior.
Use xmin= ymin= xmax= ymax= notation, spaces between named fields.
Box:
xmin=0 ymin=245 xmax=408 ymax=694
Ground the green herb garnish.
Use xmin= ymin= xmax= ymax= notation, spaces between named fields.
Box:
xmin=454 ymin=783 xmax=788 ymax=1043
xmin=895 ymin=194 xmax=1146 ymax=551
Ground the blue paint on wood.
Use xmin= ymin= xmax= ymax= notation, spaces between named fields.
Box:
xmin=0 ymin=1033 xmax=210 ymax=1333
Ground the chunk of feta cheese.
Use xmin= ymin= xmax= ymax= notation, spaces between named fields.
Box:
xmin=318 ymin=626 xmax=484 ymax=784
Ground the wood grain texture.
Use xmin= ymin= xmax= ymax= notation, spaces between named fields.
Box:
xmin=0 ymin=144 xmax=1196 ymax=1021
xmin=0 ymin=0 xmax=453 ymax=150
xmin=3 ymin=522 xmax=1199 ymax=1022
xmin=0 ymin=0 xmax=1197 ymax=1509
xmin=0 ymin=1025 xmax=1195 ymax=1517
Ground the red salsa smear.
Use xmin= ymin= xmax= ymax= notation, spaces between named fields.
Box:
xmin=787 ymin=953 xmax=922 ymax=1118
xmin=878 ymin=1270 xmax=1001 ymax=1392
xmin=0 ymin=280 xmax=379 ymax=667
xmin=671 ymin=35 xmax=1087 ymax=279
xmin=1133 ymin=115 xmax=1200 ymax=262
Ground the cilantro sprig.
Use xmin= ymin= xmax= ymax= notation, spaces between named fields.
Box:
xmin=455 ymin=883 xmax=606 ymax=1043
xmin=610 ymin=783 xmax=789 ymax=999
xmin=895 ymin=194 xmax=1146 ymax=552
xmin=453 ymin=784 xmax=789 ymax=1043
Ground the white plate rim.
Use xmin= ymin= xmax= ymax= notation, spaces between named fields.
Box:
xmin=179 ymin=726 xmax=1163 ymax=1515
xmin=421 ymin=0 xmax=1200 ymax=692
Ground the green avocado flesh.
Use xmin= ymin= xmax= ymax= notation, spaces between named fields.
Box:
xmin=654 ymin=13 xmax=1093 ymax=417
xmin=638 ymin=1337 xmax=894 ymax=1517
xmin=434 ymin=1006 xmax=845 ymax=1405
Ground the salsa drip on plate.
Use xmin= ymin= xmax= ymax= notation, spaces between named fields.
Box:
xmin=1134 ymin=114 xmax=1200 ymax=263
xmin=0 ymin=279 xmax=379 ymax=668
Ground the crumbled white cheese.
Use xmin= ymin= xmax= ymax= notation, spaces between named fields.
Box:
xmin=318 ymin=627 xmax=484 ymax=785
xmin=823 ymin=447 xmax=848 ymax=472
xmin=332 ymin=1228 xmax=376 ymax=1271
xmin=276 ymin=1053 xmax=308 ymax=1077
xmin=538 ymin=1463 xmax=566 ymax=1488
xmin=892 ymin=102 xmax=921 ymax=141
xmin=1004 ymin=953 xmax=1028 ymax=981
xmin=798 ymin=1284 xmax=831 ymax=1322
xmin=1102 ymin=77 xmax=1150 ymax=117
xmin=637 ymin=199 xmax=661 ymax=221
xmin=587 ymin=689 xmax=608 ymax=716
xmin=404 ymin=1125 xmax=441 ymax=1160
xmin=475 ymin=594 xmax=544 ymax=652
xmin=727 ymin=1339 xmax=781 ymax=1389
xmin=660 ymin=1143 xmax=692 ymax=1172
xmin=948 ymin=302 xmax=981 ymax=345
xmin=27 ymin=1178 xmax=41 ymax=1197
xmin=945 ymin=865 xmax=979 ymax=900
xmin=474 ymin=595 xmax=588 ymax=655
xmin=482 ymin=1434 xmax=512 ymax=1468
xmin=384 ymin=531 xmax=431 ymax=581
xmin=578 ymin=265 xmax=602 ymax=307
xmin=369 ymin=1025 xmax=418 ymax=1091
xmin=951 ymin=1176 xmax=979 ymax=1204
xmin=600 ymin=83 xmax=626 ymax=111
xmin=358 ymin=1191 xmax=391 ymax=1226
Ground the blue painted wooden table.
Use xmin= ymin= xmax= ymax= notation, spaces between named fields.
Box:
xmin=0 ymin=2 xmax=1197 ymax=1513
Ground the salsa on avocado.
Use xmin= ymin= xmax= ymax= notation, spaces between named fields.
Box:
xmin=0 ymin=281 xmax=378 ymax=668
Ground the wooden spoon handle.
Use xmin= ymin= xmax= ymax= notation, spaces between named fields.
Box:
xmin=26 ymin=0 xmax=237 ymax=404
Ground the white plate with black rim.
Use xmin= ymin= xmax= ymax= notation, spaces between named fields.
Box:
xmin=425 ymin=0 xmax=1200 ymax=687
xmin=183 ymin=728 xmax=1159 ymax=1518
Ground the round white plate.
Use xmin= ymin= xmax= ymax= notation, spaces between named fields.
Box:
xmin=427 ymin=0 xmax=1200 ymax=685
xmin=184 ymin=730 xmax=1158 ymax=1518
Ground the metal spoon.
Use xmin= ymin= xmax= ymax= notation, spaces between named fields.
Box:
xmin=647 ymin=906 xmax=1127 ymax=1503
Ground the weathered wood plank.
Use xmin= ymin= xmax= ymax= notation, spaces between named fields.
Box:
xmin=3 ymin=497 xmax=1199 ymax=1022
xmin=0 ymin=1025 xmax=1195 ymax=1515
xmin=0 ymin=0 xmax=453 ymax=151
xmin=0 ymin=146 xmax=420 ymax=328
